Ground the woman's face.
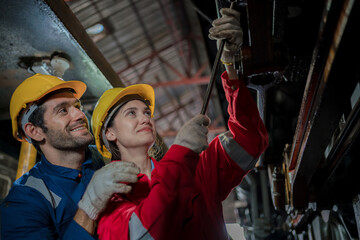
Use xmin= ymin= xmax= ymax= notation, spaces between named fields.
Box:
xmin=105 ymin=99 xmax=156 ymax=149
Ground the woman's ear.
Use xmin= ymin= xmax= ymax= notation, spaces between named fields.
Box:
xmin=23 ymin=123 xmax=45 ymax=142
xmin=105 ymin=128 xmax=117 ymax=142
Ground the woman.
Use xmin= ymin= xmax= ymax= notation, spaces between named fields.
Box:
xmin=93 ymin=7 xmax=268 ymax=240
xmin=91 ymin=84 xmax=209 ymax=240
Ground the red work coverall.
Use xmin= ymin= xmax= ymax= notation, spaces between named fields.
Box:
xmin=96 ymin=71 xmax=269 ymax=240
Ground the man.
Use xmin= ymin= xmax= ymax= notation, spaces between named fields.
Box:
xmin=0 ymin=74 xmax=140 ymax=239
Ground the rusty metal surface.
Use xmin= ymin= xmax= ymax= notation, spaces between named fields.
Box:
xmin=289 ymin=0 xmax=358 ymax=209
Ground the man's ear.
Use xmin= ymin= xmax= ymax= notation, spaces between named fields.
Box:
xmin=23 ymin=123 xmax=45 ymax=142
xmin=105 ymin=128 xmax=116 ymax=142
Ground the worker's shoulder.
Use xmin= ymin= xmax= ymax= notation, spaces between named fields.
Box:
xmin=87 ymin=144 xmax=106 ymax=169
xmin=13 ymin=163 xmax=42 ymax=186
xmin=2 ymin=170 xmax=45 ymax=204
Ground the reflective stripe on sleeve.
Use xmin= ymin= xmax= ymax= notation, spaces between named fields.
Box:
xmin=129 ymin=212 xmax=154 ymax=240
xmin=24 ymin=176 xmax=61 ymax=208
xmin=219 ymin=131 xmax=258 ymax=171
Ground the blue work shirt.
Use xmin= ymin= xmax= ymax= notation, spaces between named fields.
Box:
xmin=0 ymin=145 xmax=104 ymax=240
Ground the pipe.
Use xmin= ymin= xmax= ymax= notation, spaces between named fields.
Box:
xmin=245 ymin=173 xmax=259 ymax=221
xmin=16 ymin=142 xmax=37 ymax=179
xmin=259 ymin=168 xmax=271 ymax=221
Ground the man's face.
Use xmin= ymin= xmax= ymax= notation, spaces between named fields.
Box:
xmin=41 ymin=91 xmax=93 ymax=151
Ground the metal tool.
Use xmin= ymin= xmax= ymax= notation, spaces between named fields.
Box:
xmin=200 ymin=0 xmax=236 ymax=115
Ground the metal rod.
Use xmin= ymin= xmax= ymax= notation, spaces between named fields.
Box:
xmin=200 ymin=1 xmax=235 ymax=115
xmin=191 ymin=2 xmax=213 ymax=24
xmin=200 ymin=40 xmax=225 ymax=115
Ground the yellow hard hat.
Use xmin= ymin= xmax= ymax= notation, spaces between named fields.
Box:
xmin=10 ymin=73 xmax=87 ymax=142
xmin=91 ymin=84 xmax=155 ymax=158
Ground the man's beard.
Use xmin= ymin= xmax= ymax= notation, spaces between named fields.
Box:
xmin=45 ymin=127 xmax=94 ymax=151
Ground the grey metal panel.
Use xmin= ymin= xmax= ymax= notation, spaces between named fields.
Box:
xmin=0 ymin=0 xmax=117 ymax=120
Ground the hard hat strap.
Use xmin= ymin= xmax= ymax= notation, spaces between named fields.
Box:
xmin=101 ymin=102 xmax=123 ymax=152
xmin=21 ymin=104 xmax=39 ymax=144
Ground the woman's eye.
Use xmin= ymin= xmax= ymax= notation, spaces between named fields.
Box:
xmin=127 ymin=110 xmax=136 ymax=116
xmin=145 ymin=110 xmax=151 ymax=117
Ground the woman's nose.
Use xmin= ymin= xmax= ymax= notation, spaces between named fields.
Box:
xmin=140 ymin=113 xmax=151 ymax=124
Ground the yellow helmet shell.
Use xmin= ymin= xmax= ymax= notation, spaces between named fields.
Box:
xmin=10 ymin=73 xmax=87 ymax=142
xmin=91 ymin=84 xmax=155 ymax=159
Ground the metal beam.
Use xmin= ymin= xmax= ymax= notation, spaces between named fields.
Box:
xmin=116 ymin=42 xmax=181 ymax=75
xmin=151 ymin=76 xmax=210 ymax=87
xmin=290 ymin=0 xmax=357 ymax=209
xmin=159 ymin=126 xmax=227 ymax=137
xmin=151 ymin=62 xmax=209 ymax=87
xmin=45 ymin=0 xmax=124 ymax=87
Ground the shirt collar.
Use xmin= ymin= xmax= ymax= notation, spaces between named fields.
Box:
xmin=151 ymin=158 xmax=155 ymax=171
xmin=39 ymin=147 xmax=94 ymax=180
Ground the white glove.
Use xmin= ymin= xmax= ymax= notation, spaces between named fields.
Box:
xmin=208 ymin=8 xmax=243 ymax=63
xmin=174 ymin=114 xmax=210 ymax=154
xmin=78 ymin=161 xmax=140 ymax=220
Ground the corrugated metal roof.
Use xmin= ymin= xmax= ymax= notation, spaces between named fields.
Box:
xmin=66 ymin=0 xmax=223 ymax=146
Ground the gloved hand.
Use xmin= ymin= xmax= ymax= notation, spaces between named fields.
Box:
xmin=78 ymin=161 xmax=140 ymax=220
xmin=174 ymin=114 xmax=210 ymax=154
xmin=208 ymin=8 xmax=243 ymax=64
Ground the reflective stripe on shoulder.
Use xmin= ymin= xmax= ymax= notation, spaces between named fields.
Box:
xmin=129 ymin=212 xmax=154 ymax=240
xmin=219 ymin=131 xmax=258 ymax=171
xmin=24 ymin=176 xmax=61 ymax=209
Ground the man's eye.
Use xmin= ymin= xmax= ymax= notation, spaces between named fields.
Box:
xmin=76 ymin=104 xmax=83 ymax=111
xmin=59 ymin=108 xmax=67 ymax=114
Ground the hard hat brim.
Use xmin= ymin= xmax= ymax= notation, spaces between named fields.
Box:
xmin=107 ymin=85 xmax=155 ymax=117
